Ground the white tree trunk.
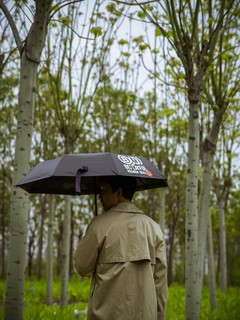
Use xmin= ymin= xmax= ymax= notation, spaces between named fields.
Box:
xmin=4 ymin=53 xmax=38 ymax=320
xmin=46 ymin=195 xmax=55 ymax=304
xmin=207 ymin=216 xmax=217 ymax=310
xmin=218 ymin=199 xmax=227 ymax=292
xmin=196 ymin=107 xmax=224 ymax=312
xmin=159 ymin=188 xmax=166 ymax=232
xmin=36 ymin=196 xmax=45 ymax=279
xmin=60 ymin=195 xmax=71 ymax=307
xmin=198 ymin=149 xmax=213 ymax=272
xmin=196 ymin=141 xmax=215 ymax=315
xmin=3 ymin=2 xmax=52 ymax=319
xmin=185 ymin=103 xmax=200 ymax=320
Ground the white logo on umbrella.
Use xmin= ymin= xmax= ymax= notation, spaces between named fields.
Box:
xmin=117 ymin=155 xmax=152 ymax=176
xmin=118 ymin=155 xmax=143 ymax=165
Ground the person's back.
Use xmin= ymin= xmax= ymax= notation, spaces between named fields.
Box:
xmin=74 ymin=176 xmax=168 ymax=320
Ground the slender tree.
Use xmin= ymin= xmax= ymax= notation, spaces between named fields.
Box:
xmin=0 ymin=2 xmax=52 ymax=318
xmin=198 ymin=8 xmax=240 ymax=302
xmin=0 ymin=1 xmax=84 ymax=318
xmin=114 ymin=1 xmax=238 ymax=318
xmin=0 ymin=73 xmax=17 ymax=279
xmin=0 ymin=12 xmax=19 ymax=279
xmin=213 ymin=115 xmax=238 ymax=291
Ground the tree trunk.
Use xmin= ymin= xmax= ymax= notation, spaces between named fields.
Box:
xmin=167 ymin=198 xmax=181 ymax=286
xmin=213 ymin=146 xmax=232 ymax=293
xmin=167 ymin=229 xmax=175 ymax=286
xmin=159 ymin=188 xmax=166 ymax=232
xmin=218 ymin=198 xmax=227 ymax=292
xmin=207 ymin=216 xmax=217 ymax=310
xmin=57 ymin=221 xmax=63 ymax=276
xmin=36 ymin=195 xmax=45 ymax=280
xmin=1 ymin=173 xmax=6 ymax=278
xmin=4 ymin=54 xmax=38 ymax=320
xmin=196 ymin=142 xmax=215 ymax=313
xmin=27 ymin=231 xmax=34 ymax=277
xmin=4 ymin=2 xmax=52 ymax=318
xmin=46 ymin=195 xmax=54 ymax=305
xmin=69 ymin=212 xmax=74 ymax=277
xmin=197 ymin=108 xmax=224 ymax=310
xmin=185 ymin=100 xmax=200 ymax=320
xmin=198 ymin=145 xmax=214 ymax=278
xmin=60 ymin=195 xmax=71 ymax=307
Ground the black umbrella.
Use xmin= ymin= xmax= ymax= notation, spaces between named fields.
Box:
xmin=17 ymin=152 xmax=167 ymax=195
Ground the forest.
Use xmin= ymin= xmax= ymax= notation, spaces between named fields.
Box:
xmin=0 ymin=1 xmax=240 ymax=320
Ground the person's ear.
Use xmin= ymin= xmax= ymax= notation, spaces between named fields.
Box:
xmin=117 ymin=187 xmax=123 ymax=198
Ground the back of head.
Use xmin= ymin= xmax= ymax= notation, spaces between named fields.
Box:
xmin=99 ymin=176 xmax=137 ymax=200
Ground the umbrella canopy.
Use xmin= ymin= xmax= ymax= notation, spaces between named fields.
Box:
xmin=17 ymin=153 xmax=167 ymax=195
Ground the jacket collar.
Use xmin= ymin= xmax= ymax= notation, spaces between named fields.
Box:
xmin=107 ymin=201 xmax=143 ymax=214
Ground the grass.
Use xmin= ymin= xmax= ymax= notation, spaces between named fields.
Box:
xmin=1 ymin=277 xmax=240 ymax=319
xmin=0 ymin=276 xmax=90 ymax=320
xmin=166 ymin=283 xmax=240 ymax=320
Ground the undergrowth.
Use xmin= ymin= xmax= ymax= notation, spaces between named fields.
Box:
xmin=0 ymin=277 xmax=240 ymax=319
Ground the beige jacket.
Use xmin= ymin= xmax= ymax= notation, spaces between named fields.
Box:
xmin=74 ymin=201 xmax=168 ymax=320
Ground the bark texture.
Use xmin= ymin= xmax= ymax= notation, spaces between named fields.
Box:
xmin=185 ymin=101 xmax=200 ymax=320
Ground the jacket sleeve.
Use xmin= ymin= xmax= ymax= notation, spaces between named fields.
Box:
xmin=154 ymin=238 xmax=168 ymax=320
xmin=74 ymin=221 xmax=99 ymax=277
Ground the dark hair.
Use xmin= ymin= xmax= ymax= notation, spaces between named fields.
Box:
xmin=99 ymin=176 xmax=137 ymax=200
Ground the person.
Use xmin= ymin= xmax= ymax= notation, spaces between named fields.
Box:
xmin=74 ymin=176 xmax=168 ymax=320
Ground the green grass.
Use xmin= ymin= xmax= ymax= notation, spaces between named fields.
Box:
xmin=1 ymin=278 xmax=240 ymax=319
xmin=0 ymin=276 xmax=90 ymax=320
xmin=166 ymin=283 xmax=240 ymax=320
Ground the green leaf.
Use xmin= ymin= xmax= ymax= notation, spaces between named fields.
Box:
xmin=132 ymin=36 xmax=144 ymax=44
xmin=90 ymin=27 xmax=102 ymax=37
xmin=118 ymin=39 xmax=129 ymax=46
xmin=139 ymin=44 xmax=149 ymax=51
xmin=122 ymin=52 xmax=131 ymax=57
xmin=155 ymin=28 xmax=162 ymax=37
xmin=50 ymin=22 xmax=57 ymax=28
xmin=137 ymin=11 xmax=146 ymax=19
xmin=60 ymin=17 xmax=71 ymax=25
xmin=160 ymin=108 xmax=176 ymax=118
xmin=106 ymin=3 xmax=116 ymax=13
xmin=151 ymin=49 xmax=159 ymax=54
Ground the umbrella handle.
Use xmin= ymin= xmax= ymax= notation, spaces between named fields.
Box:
xmin=75 ymin=166 xmax=88 ymax=195
xmin=94 ymin=177 xmax=98 ymax=216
